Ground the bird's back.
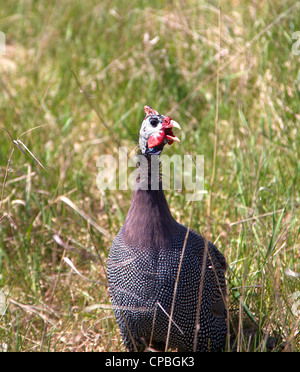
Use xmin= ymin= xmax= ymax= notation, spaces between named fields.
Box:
xmin=107 ymin=220 xmax=227 ymax=352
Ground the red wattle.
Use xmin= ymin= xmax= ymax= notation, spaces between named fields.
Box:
xmin=147 ymin=131 xmax=166 ymax=148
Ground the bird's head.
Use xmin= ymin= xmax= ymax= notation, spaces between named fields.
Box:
xmin=139 ymin=106 xmax=181 ymax=155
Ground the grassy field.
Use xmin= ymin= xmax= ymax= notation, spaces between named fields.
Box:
xmin=0 ymin=0 xmax=299 ymax=352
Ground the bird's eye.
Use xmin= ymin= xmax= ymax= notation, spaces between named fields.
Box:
xmin=150 ymin=118 xmax=159 ymax=127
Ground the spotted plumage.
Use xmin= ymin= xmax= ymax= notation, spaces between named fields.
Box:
xmin=107 ymin=106 xmax=227 ymax=352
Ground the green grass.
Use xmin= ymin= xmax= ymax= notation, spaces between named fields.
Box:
xmin=0 ymin=0 xmax=299 ymax=351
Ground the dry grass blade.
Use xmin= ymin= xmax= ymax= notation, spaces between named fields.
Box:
xmin=192 ymin=238 xmax=209 ymax=351
xmin=9 ymin=298 xmax=56 ymax=326
xmin=230 ymin=208 xmax=285 ymax=226
xmin=165 ymin=202 xmax=194 ymax=351
xmin=0 ymin=128 xmax=16 ymax=213
xmin=18 ymin=124 xmax=49 ymax=139
xmin=14 ymin=139 xmax=47 ymax=171
xmin=40 ymin=245 xmax=67 ymax=351
xmin=56 ymin=195 xmax=112 ymax=239
xmin=0 ymin=144 xmax=14 ymax=213
xmin=207 ymin=3 xmax=221 ymax=217
xmin=52 ymin=233 xmax=99 ymax=263
xmin=0 ymin=291 xmax=7 ymax=318
xmin=157 ymin=302 xmax=184 ymax=335
xmin=63 ymin=257 xmax=104 ymax=284
xmin=83 ymin=304 xmax=113 ymax=312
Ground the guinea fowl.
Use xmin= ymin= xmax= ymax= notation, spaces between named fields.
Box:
xmin=107 ymin=106 xmax=227 ymax=352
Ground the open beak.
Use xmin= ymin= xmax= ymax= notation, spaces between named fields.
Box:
xmin=164 ymin=119 xmax=181 ymax=144
xmin=161 ymin=117 xmax=181 ymax=145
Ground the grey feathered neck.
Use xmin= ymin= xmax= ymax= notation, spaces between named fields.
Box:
xmin=122 ymin=154 xmax=175 ymax=249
